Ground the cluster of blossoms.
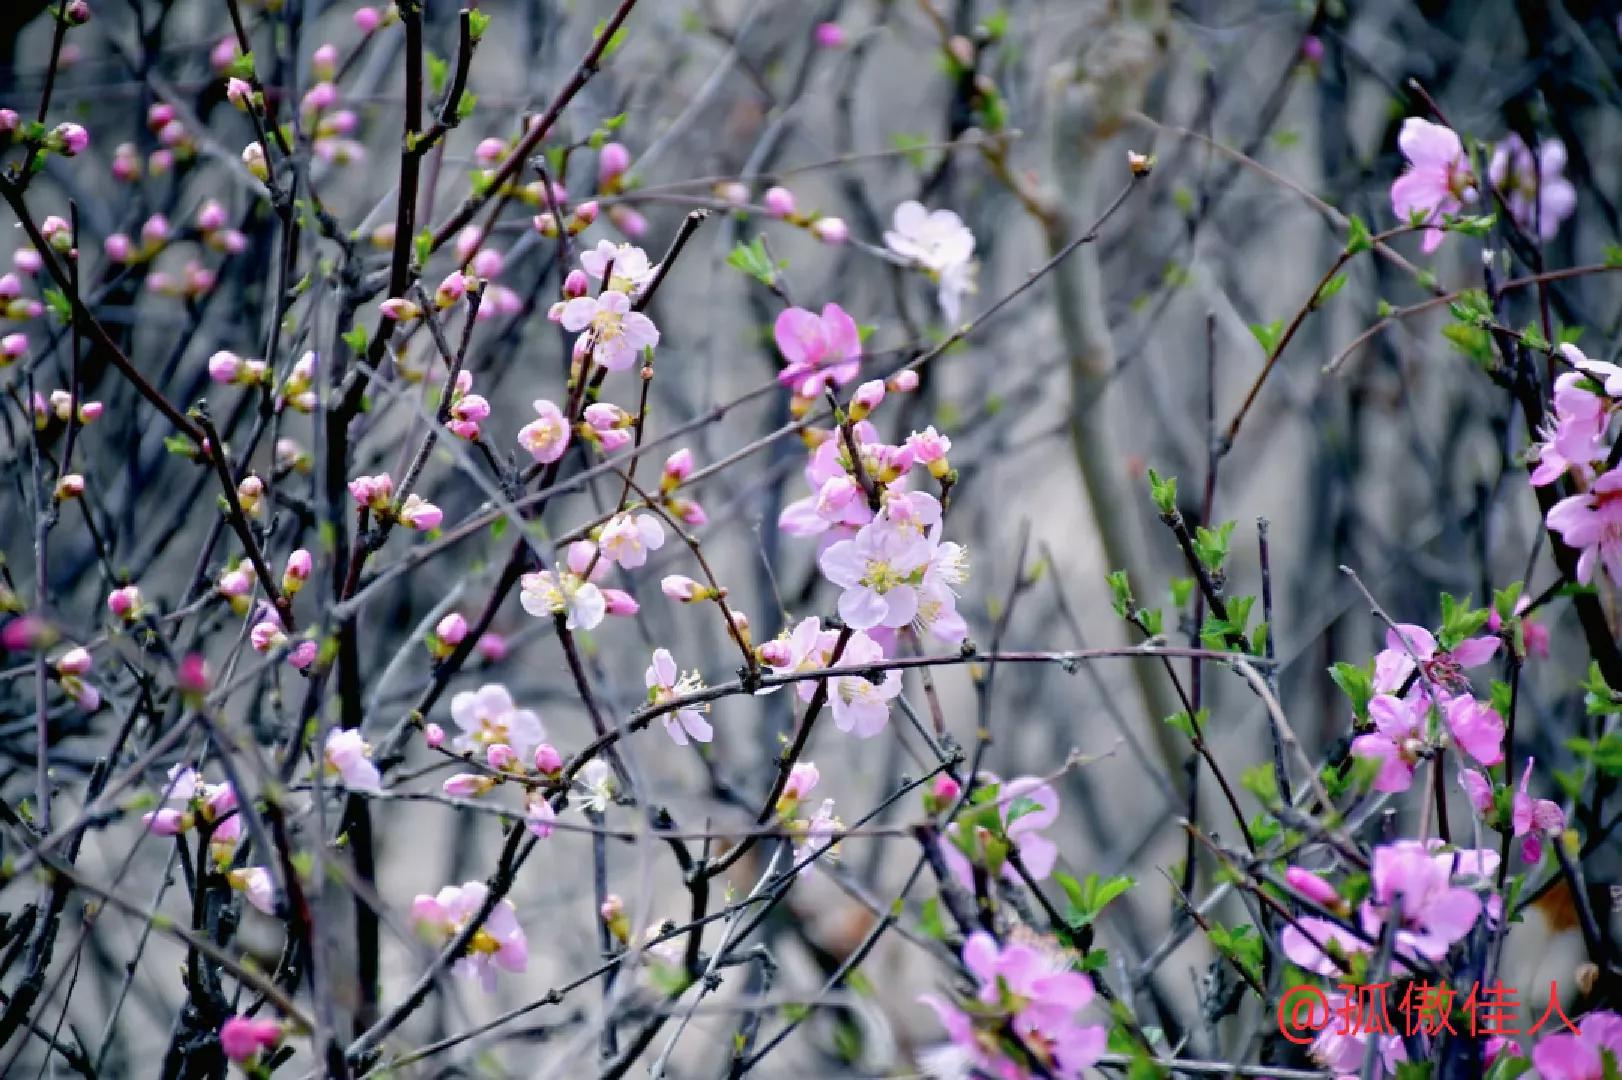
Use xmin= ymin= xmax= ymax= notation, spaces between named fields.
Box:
xmin=919 ymin=931 xmax=1105 ymax=1080
xmin=1390 ymin=117 xmax=1577 ymax=252
xmin=775 ymin=763 xmax=844 ymax=873
xmin=347 ymin=472 xmax=442 ymax=532
xmin=410 ymin=881 xmax=529 ymax=992
xmin=939 ymin=774 xmax=1062 ymax=891
xmin=1348 ymin=621 xmax=1506 ymax=791
xmin=428 ymin=683 xmax=566 ymax=840
xmin=518 ymin=538 xmax=641 ymax=631
xmin=1529 ymin=343 xmax=1622 ymax=589
xmin=142 ymin=765 xmax=242 ymax=858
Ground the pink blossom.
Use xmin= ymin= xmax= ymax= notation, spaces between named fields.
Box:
xmin=818 ymin=517 xmax=931 ymax=630
xmin=1308 ymin=991 xmax=1409 ymax=1079
xmin=827 ymin=630 xmax=902 ymax=737
xmin=1443 ymin=693 xmax=1505 ymax=766
xmin=942 ymin=774 xmax=1061 ymax=890
xmin=814 ymin=22 xmax=846 ymax=48
xmin=448 ymin=683 xmax=544 ymax=758
xmin=774 ymin=303 xmax=861 ymax=397
xmin=1531 ymin=1011 xmax=1622 ymax=1080
xmin=1350 ymin=692 xmax=1426 ymax=792
xmin=579 ymin=240 xmax=658 ymax=295
xmin=598 ymin=512 xmax=665 ymax=569
xmin=324 ymin=728 xmax=381 ymax=792
xmin=791 ymin=798 xmax=844 ymax=873
xmin=1458 ymin=767 xmax=1495 ymax=814
xmin=646 ymin=648 xmax=713 ymax=745
xmin=760 ymin=616 xmax=840 ymax=700
xmin=143 ymin=807 xmax=187 ymax=836
xmin=219 ymin=1015 xmax=282 ymax=1062
xmin=778 ymin=761 xmax=820 ymax=814
xmin=51 ymin=122 xmax=89 ymax=156
xmin=347 ymin=473 xmax=394 ymax=510
xmin=1363 ymin=839 xmax=1486 ymax=964
xmin=519 ymin=568 xmax=605 ymax=630
xmin=287 ymin=640 xmax=318 ymax=669
xmin=1547 ymin=465 xmax=1622 ymax=587
xmin=442 ymin=773 xmax=496 ymax=798
xmin=1530 ymin=368 xmax=1609 ymax=486
xmin=851 ymin=379 xmax=885 ymax=417
xmin=477 ymin=633 xmax=508 ymax=662
xmin=660 ymin=574 xmax=707 ymax=602
xmin=517 ymin=398 xmax=571 ymax=464
xmin=107 ymin=585 xmax=143 ymax=620
xmin=397 ymin=493 xmax=442 ymax=531
xmin=436 ymin=613 xmax=468 ymax=647
xmin=423 ymin=722 xmax=445 ymax=749
xmin=354 ymin=6 xmax=382 ymax=33
xmin=226 ymin=77 xmax=252 ymax=108
xmin=1390 ymin=118 xmax=1475 ymax=253
xmin=1374 ymin=622 xmax=1499 ymax=694
xmin=410 ymin=881 xmax=528 ymax=991
xmin=602 ymin=588 xmax=639 ymax=617
xmin=1490 ymin=134 xmax=1577 ymax=241
xmin=1511 ymin=758 xmax=1566 ymax=863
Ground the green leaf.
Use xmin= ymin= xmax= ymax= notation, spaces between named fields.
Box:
xmin=1169 ymin=577 xmax=1195 ymax=609
xmin=1192 ymin=520 xmax=1235 ymax=571
xmin=341 ymin=325 xmax=368 ymax=354
xmin=455 ymin=92 xmax=478 ymax=123
xmin=426 ymin=52 xmax=449 ymax=97
xmin=1240 ymin=762 xmax=1278 ymax=804
xmin=226 ymin=51 xmax=256 ymax=80
xmin=1147 ymin=468 xmax=1177 ymax=515
xmin=467 ymin=9 xmax=491 ymax=39
xmin=413 ymin=228 xmax=432 ymax=268
xmin=1344 ymin=214 xmax=1371 ymax=254
xmin=42 ymin=288 xmax=71 ymax=323
xmin=1164 ymin=709 xmax=1205 ymax=741
xmin=1313 ymin=272 xmax=1348 ymax=307
xmin=1249 ymin=319 xmax=1285 ymax=354
xmin=1106 ymin=570 xmax=1135 ymax=618
xmin=918 ymin=897 xmax=946 ymax=940
xmin=724 ymin=235 xmax=781 ymax=287
xmin=490 ymin=515 xmax=508 ymax=539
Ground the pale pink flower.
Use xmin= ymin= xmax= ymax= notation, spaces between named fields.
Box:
xmin=410 ymin=881 xmax=528 ymax=991
xmin=1547 ymin=465 xmax=1622 ymax=587
xmin=884 ymin=201 xmax=977 ymax=321
xmin=1308 ymin=991 xmax=1409 ymax=1079
xmin=570 ymin=759 xmax=616 ymax=815
xmin=598 ymin=512 xmax=665 ymax=569
xmin=578 ymin=240 xmax=658 ymax=295
xmin=324 ymin=728 xmax=382 ymax=792
xmin=827 ymin=630 xmax=902 ymax=737
xmin=760 ymin=616 xmax=840 ymax=701
xmin=519 ymin=568 xmax=605 ymax=630
xmin=1390 ymin=118 xmax=1475 ymax=253
xmin=559 ymin=289 xmax=659 ymax=371
xmin=517 ymin=398 xmax=571 ymax=463
xmin=525 ymin=792 xmax=556 ymax=838
xmin=397 ymin=493 xmax=442 ymax=531
xmin=1350 ymin=692 xmax=1427 ymax=792
xmin=779 ymin=762 xmax=820 ymax=814
xmin=1443 ymin=693 xmax=1505 ymax=766
xmin=645 ymin=648 xmax=713 ymax=745
xmin=423 ymin=722 xmax=445 ymax=749
xmin=448 ymin=683 xmax=544 ymax=758
xmin=1362 ymin=839 xmax=1485 ymax=964
xmin=1490 ymin=134 xmax=1577 ymax=241
xmin=791 ymin=798 xmax=844 ymax=873
xmin=818 ymin=518 xmax=931 ymax=630
xmin=1530 ymin=369 xmax=1609 ymax=486
xmin=774 ymin=303 xmax=861 ymax=397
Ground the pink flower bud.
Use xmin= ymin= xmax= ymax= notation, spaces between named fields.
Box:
xmin=436 ymin=612 xmax=468 ymax=646
xmin=423 ymin=722 xmax=445 ymax=748
xmin=715 ymin=181 xmax=749 ymax=206
xmin=0 ymin=109 xmax=19 ymax=133
xmin=442 ymin=773 xmax=496 ymax=798
xmin=1284 ymin=866 xmax=1341 ymax=908
xmin=475 ymin=137 xmax=506 ymax=166
xmin=570 ymin=200 xmax=600 ymax=229
xmin=852 ymin=379 xmax=885 ymax=414
xmin=661 ymin=575 xmax=706 ymax=603
xmin=1300 ymin=35 xmax=1325 ymax=64
xmin=301 ymin=81 xmax=338 ymax=116
xmin=56 ymin=646 xmax=92 ymax=676
xmin=486 ymin=743 xmax=518 ymax=770
xmin=812 ymin=217 xmax=849 ymax=245
xmin=210 ymin=37 xmax=239 ymax=73
xmin=433 ymin=271 xmax=467 ymax=308
xmin=532 ymin=212 xmax=559 ymax=238
xmin=584 ymin=402 xmax=630 ymax=430
xmin=764 ymin=186 xmax=797 ymax=219
xmin=78 ymin=400 xmax=103 ymax=423
xmin=54 ymin=474 xmax=84 ymax=500
xmin=889 ymin=370 xmax=920 ymax=393
xmin=0 ymin=333 xmax=26 ymax=362
xmin=241 ymin=142 xmax=267 ymax=181
xmin=602 ymin=588 xmax=639 ymax=617
xmin=533 ymin=744 xmax=563 ymax=775
xmin=287 ymin=640 xmax=318 ymax=669
xmin=608 ymin=205 xmax=646 ymax=239
xmin=42 ymin=215 xmax=72 ymax=253
xmin=0 ymin=274 xmax=17 ymax=301
xmin=65 ymin=0 xmax=91 ymax=24
xmin=178 ymin=653 xmax=210 ymax=693
xmin=144 ymin=808 xmax=187 ymax=836
xmin=563 ymin=269 xmax=590 ymax=299
xmin=814 ymin=22 xmax=845 ymax=48
xmin=598 ymin=142 xmax=631 ymax=181
xmin=931 ymin=775 xmax=962 ymax=804
xmin=470 ymin=247 xmax=504 ymax=279
xmin=157 ymin=120 xmax=188 ymax=148
xmin=103 ymin=233 xmax=131 ymax=263
xmin=662 ymin=448 xmax=694 ymax=489
xmin=208 ymin=350 xmax=241 ymax=383
xmin=312 ymin=44 xmax=339 ymax=81
xmin=353 ymin=6 xmax=382 ymax=33
xmin=220 ymin=1016 xmax=282 ymax=1063
xmin=379 ymin=296 xmax=420 ymax=321
xmin=476 ymin=633 xmax=508 ymax=662
xmin=218 ymin=567 xmax=253 ymax=598
xmin=197 ymin=203 xmax=228 ymax=236
xmin=107 ymin=585 xmax=142 ymax=619
xmin=226 ymin=78 xmax=253 ymax=109
xmin=52 ymin=122 xmax=89 ymax=156
xmin=282 ymin=549 xmax=312 ymax=589
xmin=141 ymin=214 xmax=170 ymax=249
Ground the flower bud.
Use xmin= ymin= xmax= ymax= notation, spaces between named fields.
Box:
xmin=312 ymin=44 xmax=339 ymax=82
xmin=599 ymin=894 xmax=630 ymax=944
xmin=608 ymin=205 xmax=646 ymax=239
xmin=563 ymin=268 xmax=590 ymax=299
xmin=598 ymin=142 xmax=630 ymax=182
xmin=42 ymin=215 xmax=72 ymax=254
xmin=714 ymin=181 xmax=749 ymax=206
xmin=287 ymin=640 xmax=318 ymax=669
xmin=924 ymin=774 xmax=962 ymax=814
xmin=814 ymin=22 xmax=845 ymax=47
xmin=811 ymin=216 xmax=848 ymax=245
xmin=226 ymin=78 xmax=253 ymax=110
xmin=1284 ymin=866 xmax=1342 ymax=909
xmin=436 ymin=612 xmax=468 ymax=646
xmin=54 ymin=473 xmax=84 ymax=501
xmin=763 ymin=186 xmax=797 ymax=220
xmin=0 ymin=333 xmax=26 ymax=364
xmin=379 ymin=296 xmax=421 ymax=322
xmin=208 ymin=350 xmax=241 ymax=383
xmin=236 ymin=475 xmax=265 ymax=517
xmin=661 ymin=575 xmax=708 ymax=603
xmin=477 ymin=632 xmax=508 ymax=662
xmin=433 ymin=271 xmax=467 ymax=309
xmin=533 ymin=743 xmax=563 ymax=775
xmin=50 ymin=122 xmax=89 ymax=157
xmin=55 ymin=646 xmax=92 ymax=676
xmin=242 ymin=142 xmax=268 ymax=181
xmin=443 ymin=773 xmax=499 ymax=798
xmin=65 ymin=0 xmax=91 ymax=24
xmin=354 ymin=6 xmax=382 ymax=33
xmin=486 ymin=743 xmax=517 ymax=770
xmin=849 ymin=379 xmax=885 ymax=420
xmin=888 ymin=369 xmax=920 ymax=393
xmin=107 ymin=585 xmax=142 ymax=620
xmin=661 ymin=448 xmax=694 ymax=492
xmin=423 ymin=721 xmax=445 ymax=748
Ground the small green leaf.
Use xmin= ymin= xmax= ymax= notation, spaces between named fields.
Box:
xmin=1249 ymin=319 xmax=1285 ymax=354
xmin=1344 ymin=214 xmax=1371 ymax=254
